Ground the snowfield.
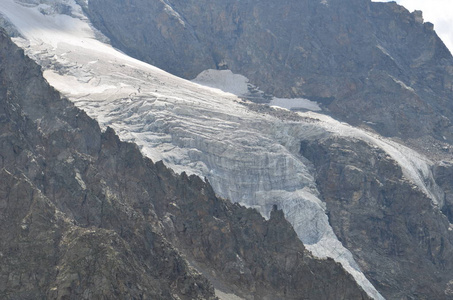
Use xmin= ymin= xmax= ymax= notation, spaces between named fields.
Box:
xmin=0 ymin=1 xmax=445 ymax=299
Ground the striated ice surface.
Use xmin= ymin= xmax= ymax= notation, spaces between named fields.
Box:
xmin=0 ymin=1 xmax=445 ymax=298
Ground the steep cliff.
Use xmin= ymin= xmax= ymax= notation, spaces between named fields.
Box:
xmin=82 ymin=0 xmax=453 ymax=145
xmin=0 ymin=28 xmax=369 ymax=299
xmin=301 ymin=136 xmax=453 ymax=299
xmin=3 ymin=0 xmax=453 ymax=298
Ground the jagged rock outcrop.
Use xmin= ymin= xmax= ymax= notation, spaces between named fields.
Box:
xmin=300 ymin=136 xmax=453 ymax=299
xmin=4 ymin=0 xmax=453 ymax=298
xmin=434 ymin=161 xmax=453 ymax=223
xmin=81 ymin=0 xmax=453 ymax=145
xmin=0 ymin=28 xmax=215 ymax=300
xmin=0 ymin=29 xmax=369 ymax=299
xmin=152 ymin=169 xmax=370 ymax=299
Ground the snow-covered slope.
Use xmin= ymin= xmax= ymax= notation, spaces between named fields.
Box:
xmin=0 ymin=1 xmax=445 ymax=299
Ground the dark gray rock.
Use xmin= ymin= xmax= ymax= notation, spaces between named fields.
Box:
xmin=0 ymin=28 xmax=369 ymax=299
xmin=0 ymin=27 xmax=216 ymax=300
xmin=300 ymin=136 xmax=453 ymax=300
xmin=433 ymin=161 xmax=453 ymax=222
xmin=153 ymin=171 xmax=371 ymax=299
xmin=82 ymin=0 xmax=453 ymax=144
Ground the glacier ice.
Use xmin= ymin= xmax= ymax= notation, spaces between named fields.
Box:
xmin=2 ymin=0 xmax=446 ymax=299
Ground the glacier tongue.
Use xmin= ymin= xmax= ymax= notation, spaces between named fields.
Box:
xmin=10 ymin=0 xmax=453 ymax=299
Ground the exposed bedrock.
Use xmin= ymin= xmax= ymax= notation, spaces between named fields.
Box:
xmin=0 ymin=28 xmax=369 ymax=300
xmin=82 ymin=0 xmax=453 ymax=144
xmin=301 ymin=136 xmax=453 ymax=299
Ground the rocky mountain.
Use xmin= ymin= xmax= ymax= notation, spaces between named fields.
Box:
xmin=301 ymin=136 xmax=453 ymax=299
xmin=81 ymin=0 xmax=453 ymax=147
xmin=0 ymin=28 xmax=370 ymax=299
xmin=1 ymin=0 xmax=453 ymax=299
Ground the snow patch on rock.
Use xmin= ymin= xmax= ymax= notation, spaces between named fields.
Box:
xmin=192 ymin=69 xmax=250 ymax=96
xmin=270 ymin=97 xmax=322 ymax=111
xmin=8 ymin=1 xmax=445 ymax=298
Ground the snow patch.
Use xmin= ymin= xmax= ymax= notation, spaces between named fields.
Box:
xmin=192 ymin=69 xmax=250 ymax=96
xmin=376 ymin=44 xmax=395 ymax=62
xmin=389 ymin=74 xmax=415 ymax=92
xmin=162 ymin=0 xmax=185 ymax=27
xmin=300 ymin=111 xmax=443 ymax=206
xmin=270 ymin=97 xmax=322 ymax=111
xmin=75 ymin=169 xmax=86 ymax=190
xmin=0 ymin=1 xmax=408 ymax=298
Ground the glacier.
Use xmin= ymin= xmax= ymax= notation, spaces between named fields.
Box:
xmin=0 ymin=0 xmax=446 ymax=299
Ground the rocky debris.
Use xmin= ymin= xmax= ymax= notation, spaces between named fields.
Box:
xmin=300 ymin=136 xmax=453 ymax=299
xmin=0 ymin=29 xmax=369 ymax=299
xmin=240 ymin=101 xmax=310 ymax=122
xmin=82 ymin=0 xmax=453 ymax=145
xmin=240 ymin=83 xmax=273 ymax=104
xmin=402 ymin=135 xmax=453 ymax=162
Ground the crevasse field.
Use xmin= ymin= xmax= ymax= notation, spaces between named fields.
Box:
xmin=0 ymin=0 xmax=445 ymax=299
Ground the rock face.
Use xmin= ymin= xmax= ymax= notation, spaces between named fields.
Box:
xmin=434 ymin=161 xmax=453 ymax=223
xmin=81 ymin=0 xmax=453 ymax=144
xmin=0 ymin=29 xmax=369 ymax=299
xmin=4 ymin=0 xmax=453 ymax=299
xmin=0 ymin=0 xmax=381 ymax=295
xmin=0 ymin=28 xmax=215 ymax=300
xmin=300 ymin=136 xmax=453 ymax=299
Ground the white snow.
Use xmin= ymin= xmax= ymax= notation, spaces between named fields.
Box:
xmin=162 ymin=1 xmax=186 ymax=27
xmin=74 ymin=169 xmax=86 ymax=190
xmin=2 ymin=1 xmax=445 ymax=299
xmin=270 ymin=97 xmax=322 ymax=111
xmin=389 ymin=75 xmax=415 ymax=93
xmin=192 ymin=69 xmax=250 ymax=96
xmin=301 ymin=112 xmax=444 ymax=207
xmin=193 ymin=69 xmax=322 ymax=111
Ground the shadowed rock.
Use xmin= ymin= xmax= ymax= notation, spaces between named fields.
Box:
xmin=0 ymin=28 xmax=369 ymax=299
xmin=81 ymin=0 xmax=453 ymax=145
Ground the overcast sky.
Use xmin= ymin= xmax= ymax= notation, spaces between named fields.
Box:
xmin=372 ymin=0 xmax=453 ymax=54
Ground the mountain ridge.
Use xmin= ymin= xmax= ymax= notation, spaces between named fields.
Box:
xmin=82 ymin=0 xmax=453 ymax=146
xmin=1 ymin=0 xmax=453 ymax=298
xmin=0 ymin=27 xmax=370 ymax=299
